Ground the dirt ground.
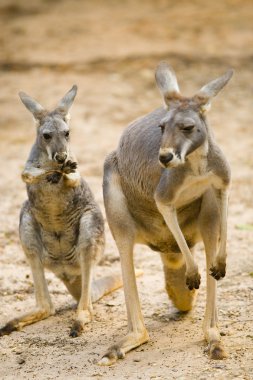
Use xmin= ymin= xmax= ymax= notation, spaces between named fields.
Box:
xmin=0 ymin=0 xmax=253 ymax=379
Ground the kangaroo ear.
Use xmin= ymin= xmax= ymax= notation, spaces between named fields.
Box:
xmin=19 ymin=91 xmax=45 ymax=120
xmin=155 ymin=62 xmax=181 ymax=106
xmin=195 ymin=69 xmax=234 ymax=113
xmin=56 ymin=85 xmax=78 ymax=116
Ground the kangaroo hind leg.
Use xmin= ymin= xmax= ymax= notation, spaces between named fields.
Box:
xmin=99 ymin=154 xmax=149 ymax=365
xmin=0 ymin=207 xmax=54 ymax=336
xmin=69 ymin=210 xmax=104 ymax=338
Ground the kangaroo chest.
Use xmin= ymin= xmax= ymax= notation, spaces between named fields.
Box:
xmin=173 ymin=170 xmax=222 ymax=209
xmin=27 ymin=182 xmax=83 ymax=262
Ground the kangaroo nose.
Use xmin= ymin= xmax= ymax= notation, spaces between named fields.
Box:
xmin=54 ymin=152 xmax=67 ymax=163
xmin=159 ymin=153 xmax=174 ymax=165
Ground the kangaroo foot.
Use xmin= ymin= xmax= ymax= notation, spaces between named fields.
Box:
xmin=208 ymin=341 xmax=228 ymax=360
xmin=70 ymin=310 xmax=92 ymax=338
xmin=98 ymin=330 xmax=149 ymax=366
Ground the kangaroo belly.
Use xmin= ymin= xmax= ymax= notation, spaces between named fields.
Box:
xmin=44 ymin=257 xmax=81 ymax=278
xmin=41 ymin=230 xmax=78 ymax=259
xmin=143 ymin=222 xmax=200 ymax=254
xmin=131 ymin=197 xmax=202 ymax=253
xmin=147 ymin=235 xmax=197 ymax=254
xmin=42 ymin=231 xmax=81 ymax=277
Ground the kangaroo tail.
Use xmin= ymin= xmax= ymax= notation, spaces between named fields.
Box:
xmin=91 ymin=269 xmax=143 ymax=303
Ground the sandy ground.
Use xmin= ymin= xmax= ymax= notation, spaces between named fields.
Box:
xmin=0 ymin=0 xmax=253 ymax=379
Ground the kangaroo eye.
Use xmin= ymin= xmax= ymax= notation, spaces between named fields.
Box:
xmin=159 ymin=124 xmax=165 ymax=133
xmin=182 ymin=125 xmax=195 ymax=132
xmin=43 ymin=133 xmax=52 ymax=140
xmin=65 ymin=131 xmax=70 ymax=138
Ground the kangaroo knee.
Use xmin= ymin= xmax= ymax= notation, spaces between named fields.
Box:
xmin=162 ymin=252 xmax=184 ymax=270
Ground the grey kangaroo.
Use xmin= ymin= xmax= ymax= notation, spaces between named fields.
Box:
xmin=0 ymin=86 xmax=122 ymax=338
xmin=100 ymin=62 xmax=233 ymax=365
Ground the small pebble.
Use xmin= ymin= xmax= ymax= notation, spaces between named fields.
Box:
xmin=17 ymin=357 xmax=25 ymax=365
xmin=15 ymin=351 xmax=23 ymax=355
xmin=213 ymin=364 xmax=226 ymax=369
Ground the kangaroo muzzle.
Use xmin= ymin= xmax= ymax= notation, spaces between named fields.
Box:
xmin=159 ymin=152 xmax=174 ymax=165
xmin=159 ymin=148 xmax=184 ymax=168
xmin=54 ymin=152 xmax=67 ymax=163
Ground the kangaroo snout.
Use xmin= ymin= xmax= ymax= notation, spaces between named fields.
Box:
xmin=159 ymin=148 xmax=184 ymax=168
xmin=54 ymin=152 xmax=67 ymax=163
xmin=159 ymin=152 xmax=174 ymax=166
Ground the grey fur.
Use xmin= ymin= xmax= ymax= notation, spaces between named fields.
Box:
xmin=99 ymin=63 xmax=233 ymax=365
xmin=0 ymin=87 xmax=121 ymax=338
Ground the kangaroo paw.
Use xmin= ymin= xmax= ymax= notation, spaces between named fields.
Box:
xmin=186 ymin=272 xmax=201 ymax=290
xmin=62 ymin=160 xmax=78 ymax=174
xmin=210 ymin=262 xmax=226 ymax=280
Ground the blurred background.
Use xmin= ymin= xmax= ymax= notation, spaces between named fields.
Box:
xmin=0 ymin=1 xmax=253 ymax=379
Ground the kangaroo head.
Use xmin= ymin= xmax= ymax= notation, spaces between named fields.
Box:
xmin=19 ymin=85 xmax=77 ymax=163
xmin=155 ymin=62 xmax=233 ymax=168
